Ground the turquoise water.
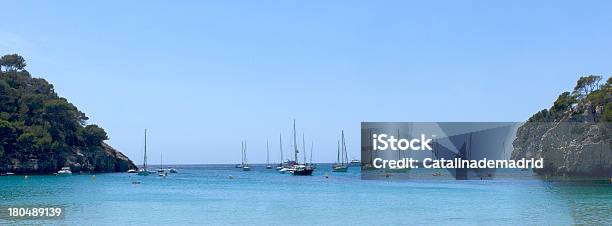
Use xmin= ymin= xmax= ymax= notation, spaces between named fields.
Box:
xmin=1 ymin=164 xmax=611 ymax=225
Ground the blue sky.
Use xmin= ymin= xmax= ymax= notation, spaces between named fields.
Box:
xmin=1 ymin=1 xmax=611 ymax=164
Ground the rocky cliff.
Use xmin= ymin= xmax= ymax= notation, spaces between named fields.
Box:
xmin=0 ymin=54 xmax=137 ymax=174
xmin=512 ymin=76 xmax=612 ymax=177
xmin=2 ymin=142 xmax=136 ymax=174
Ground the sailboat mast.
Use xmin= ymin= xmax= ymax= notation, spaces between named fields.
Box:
xmin=337 ymin=140 xmax=340 ymax=164
xmin=302 ymin=134 xmax=306 ymax=164
xmin=266 ymin=140 xmax=270 ymax=165
xmin=397 ymin=129 xmax=401 ymax=160
xmin=341 ymin=130 xmax=347 ymax=165
xmin=279 ymin=134 xmax=283 ymax=165
xmin=293 ymin=120 xmax=298 ymax=163
xmin=310 ymin=141 xmax=313 ymax=164
xmin=144 ymin=129 xmax=147 ymax=170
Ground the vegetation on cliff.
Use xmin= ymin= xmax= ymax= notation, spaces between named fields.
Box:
xmin=512 ymin=75 xmax=611 ymax=177
xmin=0 ymin=54 xmax=136 ymax=173
xmin=527 ymin=75 xmax=611 ymax=123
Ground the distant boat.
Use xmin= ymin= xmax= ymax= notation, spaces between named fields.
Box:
xmin=350 ymin=159 xmax=360 ymax=165
xmin=169 ymin=168 xmax=178 ymax=173
xmin=158 ymin=152 xmax=166 ymax=177
xmin=266 ymin=140 xmax=272 ymax=169
xmin=137 ymin=129 xmax=151 ymax=176
xmin=241 ymin=140 xmax=250 ymax=171
xmin=276 ymin=134 xmax=285 ymax=171
xmin=289 ymin=120 xmax=313 ymax=176
xmin=57 ymin=167 xmax=72 ymax=175
xmin=385 ymin=128 xmax=410 ymax=173
xmin=127 ymin=169 xmax=137 ymax=173
xmin=332 ymin=130 xmax=349 ymax=172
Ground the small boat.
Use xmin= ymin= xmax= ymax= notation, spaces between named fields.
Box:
xmin=241 ymin=140 xmax=250 ymax=171
xmin=350 ymin=159 xmax=360 ymax=165
xmin=332 ymin=131 xmax=349 ymax=172
xmin=266 ymin=140 xmax=272 ymax=169
xmin=137 ymin=169 xmax=151 ymax=176
xmin=235 ymin=164 xmax=242 ymax=168
xmin=57 ymin=167 xmax=72 ymax=175
xmin=127 ymin=169 xmax=137 ymax=173
xmin=278 ymin=167 xmax=292 ymax=174
xmin=157 ymin=152 xmax=165 ymax=174
xmin=169 ymin=168 xmax=177 ymax=173
xmin=332 ymin=165 xmax=348 ymax=172
xmin=138 ymin=129 xmax=151 ymax=176
xmin=158 ymin=171 xmax=167 ymax=177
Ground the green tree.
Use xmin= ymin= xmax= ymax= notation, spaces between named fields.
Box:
xmin=80 ymin=124 xmax=108 ymax=146
xmin=572 ymin=75 xmax=602 ymax=98
xmin=0 ymin=54 xmax=27 ymax=72
xmin=551 ymin=91 xmax=576 ymax=115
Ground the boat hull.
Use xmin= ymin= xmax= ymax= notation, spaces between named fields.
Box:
xmin=137 ymin=171 xmax=151 ymax=176
xmin=292 ymin=168 xmax=314 ymax=176
xmin=332 ymin=166 xmax=348 ymax=172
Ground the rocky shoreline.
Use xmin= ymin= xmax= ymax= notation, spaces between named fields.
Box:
xmin=1 ymin=142 xmax=137 ymax=174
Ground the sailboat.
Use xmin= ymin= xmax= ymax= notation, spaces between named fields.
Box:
xmin=386 ymin=128 xmax=410 ymax=173
xmin=289 ymin=120 xmax=314 ymax=176
xmin=241 ymin=140 xmax=251 ymax=171
xmin=157 ymin=153 xmax=168 ymax=177
xmin=137 ymin=129 xmax=151 ymax=176
xmin=266 ymin=140 xmax=272 ymax=169
xmin=332 ymin=130 xmax=349 ymax=172
xmin=158 ymin=153 xmax=167 ymax=177
xmin=309 ymin=141 xmax=316 ymax=169
xmin=276 ymin=134 xmax=284 ymax=171
xmin=158 ymin=153 xmax=164 ymax=173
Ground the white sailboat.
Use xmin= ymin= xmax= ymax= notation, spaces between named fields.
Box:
xmin=332 ymin=130 xmax=349 ymax=172
xmin=158 ymin=153 xmax=167 ymax=177
xmin=277 ymin=134 xmax=285 ymax=171
xmin=242 ymin=140 xmax=250 ymax=171
xmin=137 ymin=129 xmax=151 ymax=176
xmin=266 ymin=140 xmax=272 ymax=169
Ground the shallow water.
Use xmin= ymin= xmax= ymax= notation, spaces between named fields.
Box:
xmin=1 ymin=164 xmax=610 ymax=225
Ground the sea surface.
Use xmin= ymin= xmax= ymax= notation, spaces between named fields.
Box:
xmin=1 ymin=164 xmax=611 ymax=225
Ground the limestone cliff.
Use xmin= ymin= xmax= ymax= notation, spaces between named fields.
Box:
xmin=3 ymin=142 xmax=137 ymax=174
xmin=511 ymin=76 xmax=612 ymax=177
